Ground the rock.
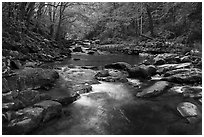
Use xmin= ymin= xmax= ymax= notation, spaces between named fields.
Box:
xmin=157 ymin=63 xmax=192 ymax=74
xmin=136 ymin=81 xmax=170 ymax=97
xmin=2 ymin=90 xmax=18 ymax=103
xmin=177 ymin=102 xmax=201 ymax=124
xmin=162 ymin=68 xmax=202 ymax=84
xmin=128 ymin=66 xmax=150 ymax=79
xmin=153 ymin=53 xmax=179 ymax=65
xmin=139 ymin=65 xmax=157 ymax=76
xmin=10 ymin=60 xmax=21 ymax=69
xmin=95 ymin=70 xmax=110 ymax=77
xmin=53 ymin=92 xmax=80 ymax=106
xmin=105 ymin=62 xmax=132 ymax=71
xmin=2 ymin=100 xmax=24 ymax=111
xmin=87 ymin=50 xmax=96 ymax=55
xmin=181 ymin=86 xmax=202 ymax=98
xmin=2 ymin=78 xmax=10 ymax=93
xmin=24 ymin=61 xmax=39 ymax=68
xmin=6 ymin=68 xmax=59 ymax=91
xmin=180 ymin=56 xmax=191 ymax=63
xmin=141 ymin=59 xmax=151 ymax=65
xmin=81 ymin=66 xmax=98 ymax=70
xmin=34 ymin=100 xmax=62 ymax=122
xmin=73 ymin=84 xmax=93 ymax=94
xmin=154 ymin=58 xmax=165 ymax=65
xmin=5 ymin=107 xmax=44 ymax=134
xmin=73 ymin=46 xmax=83 ymax=52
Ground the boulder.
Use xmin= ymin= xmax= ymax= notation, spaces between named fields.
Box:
xmin=2 ymin=78 xmax=10 ymax=93
xmin=104 ymin=62 xmax=132 ymax=71
xmin=53 ymin=92 xmax=80 ymax=106
xmin=95 ymin=70 xmax=110 ymax=77
xmin=2 ymin=100 xmax=24 ymax=112
xmin=6 ymin=68 xmax=59 ymax=91
xmin=180 ymin=56 xmax=191 ymax=63
xmin=162 ymin=68 xmax=202 ymax=84
xmin=153 ymin=53 xmax=178 ymax=65
xmin=72 ymin=46 xmax=83 ymax=52
xmin=4 ymin=107 xmax=44 ymax=134
xmin=181 ymin=86 xmax=202 ymax=98
xmin=34 ymin=100 xmax=62 ymax=122
xmin=157 ymin=63 xmax=192 ymax=74
xmin=137 ymin=81 xmax=170 ymax=97
xmin=128 ymin=66 xmax=150 ymax=79
xmin=177 ymin=102 xmax=201 ymax=124
xmin=154 ymin=58 xmax=165 ymax=65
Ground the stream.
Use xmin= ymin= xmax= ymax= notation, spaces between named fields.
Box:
xmin=32 ymin=52 xmax=201 ymax=135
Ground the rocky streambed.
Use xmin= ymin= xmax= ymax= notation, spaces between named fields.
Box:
xmin=2 ymin=44 xmax=202 ymax=135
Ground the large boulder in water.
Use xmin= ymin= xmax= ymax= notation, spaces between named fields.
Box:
xmin=177 ymin=102 xmax=201 ymax=124
xmin=105 ymin=62 xmax=132 ymax=71
xmin=5 ymin=68 xmax=59 ymax=91
xmin=34 ymin=100 xmax=62 ymax=122
xmin=127 ymin=65 xmax=150 ymax=79
xmin=136 ymin=81 xmax=170 ymax=97
xmin=162 ymin=68 xmax=202 ymax=84
xmin=4 ymin=107 xmax=44 ymax=134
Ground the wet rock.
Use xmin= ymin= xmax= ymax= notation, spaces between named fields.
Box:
xmin=153 ymin=53 xmax=179 ymax=65
xmin=53 ymin=92 xmax=80 ymax=106
xmin=10 ymin=60 xmax=21 ymax=69
xmin=81 ymin=66 xmax=98 ymax=70
xmin=5 ymin=107 xmax=44 ymax=134
xmin=177 ymin=102 xmax=201 ymax=124
xmin=153 ymin=58 xmax=165 ymax=65
xmin=6 ymin=67 xmax=59 ymax=91
xmin=34 ymin=100 xmax=62 ymax=122
xmin=2 ymin=90 xmax=18 ymax=103
xmin=180 ymin=56 xmax=191 ymax=63
xmin=139 ymin=65 xmax=157 ymax=76
xmin=95 ymin=70 xmax=110 ymax=77
xmin=87 ymin=50 xmax=96 ymax=55
xmin=2 ymin=78 xmax=10 ymax=93
xmin=181 ymin=86 xmax=202 ymax=98
xmin=105 ymin=62 xmax=132 ymax=71
xmin=96 ymin=75 xmax=128 ymax=83
xmin=24 ymin=61 xmax=39 ymax=68
xmin=2 ymin=100 xmax=24 ymax=111
xmin=128 ymin=66 xmax=150 ymax=79
xmin=157 ymin=63 xmax=192 ymax=74
xmin=73 ymin=84 xmax=93 ymax=94
xmin=162 ymin=68 xmax=202 ymax=84
xmin=136 ymin=81 xmax=170 ymax=97
xmin=73 ymin=46 xmax=83 ymax=52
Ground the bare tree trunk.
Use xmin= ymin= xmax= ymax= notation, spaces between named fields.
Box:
xmin=146 ymin=4 xmax=155 ymax=37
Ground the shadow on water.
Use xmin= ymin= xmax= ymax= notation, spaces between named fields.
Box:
xmin=51 ymin=53 xmax=145 ymax=68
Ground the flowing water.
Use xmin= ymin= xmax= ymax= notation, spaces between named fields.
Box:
xmin=33 ymin=53 xmax=201 ymax=135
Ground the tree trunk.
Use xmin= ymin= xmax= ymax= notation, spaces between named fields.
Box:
xmin=146 ymin=4 xmax=155 ymax=37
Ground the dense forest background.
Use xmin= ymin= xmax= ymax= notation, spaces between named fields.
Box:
xmin=2 ymin=2 xmax=202 ymax=46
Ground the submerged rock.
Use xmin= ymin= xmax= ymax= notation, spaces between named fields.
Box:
xmin=177 ymin=102 xmax=201 ymax=124
xmin=137 ymin=81 xmax=170 ymax=97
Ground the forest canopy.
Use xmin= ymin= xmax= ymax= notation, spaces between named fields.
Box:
xmin=2 ymin=2 xmax=202 ymax=44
